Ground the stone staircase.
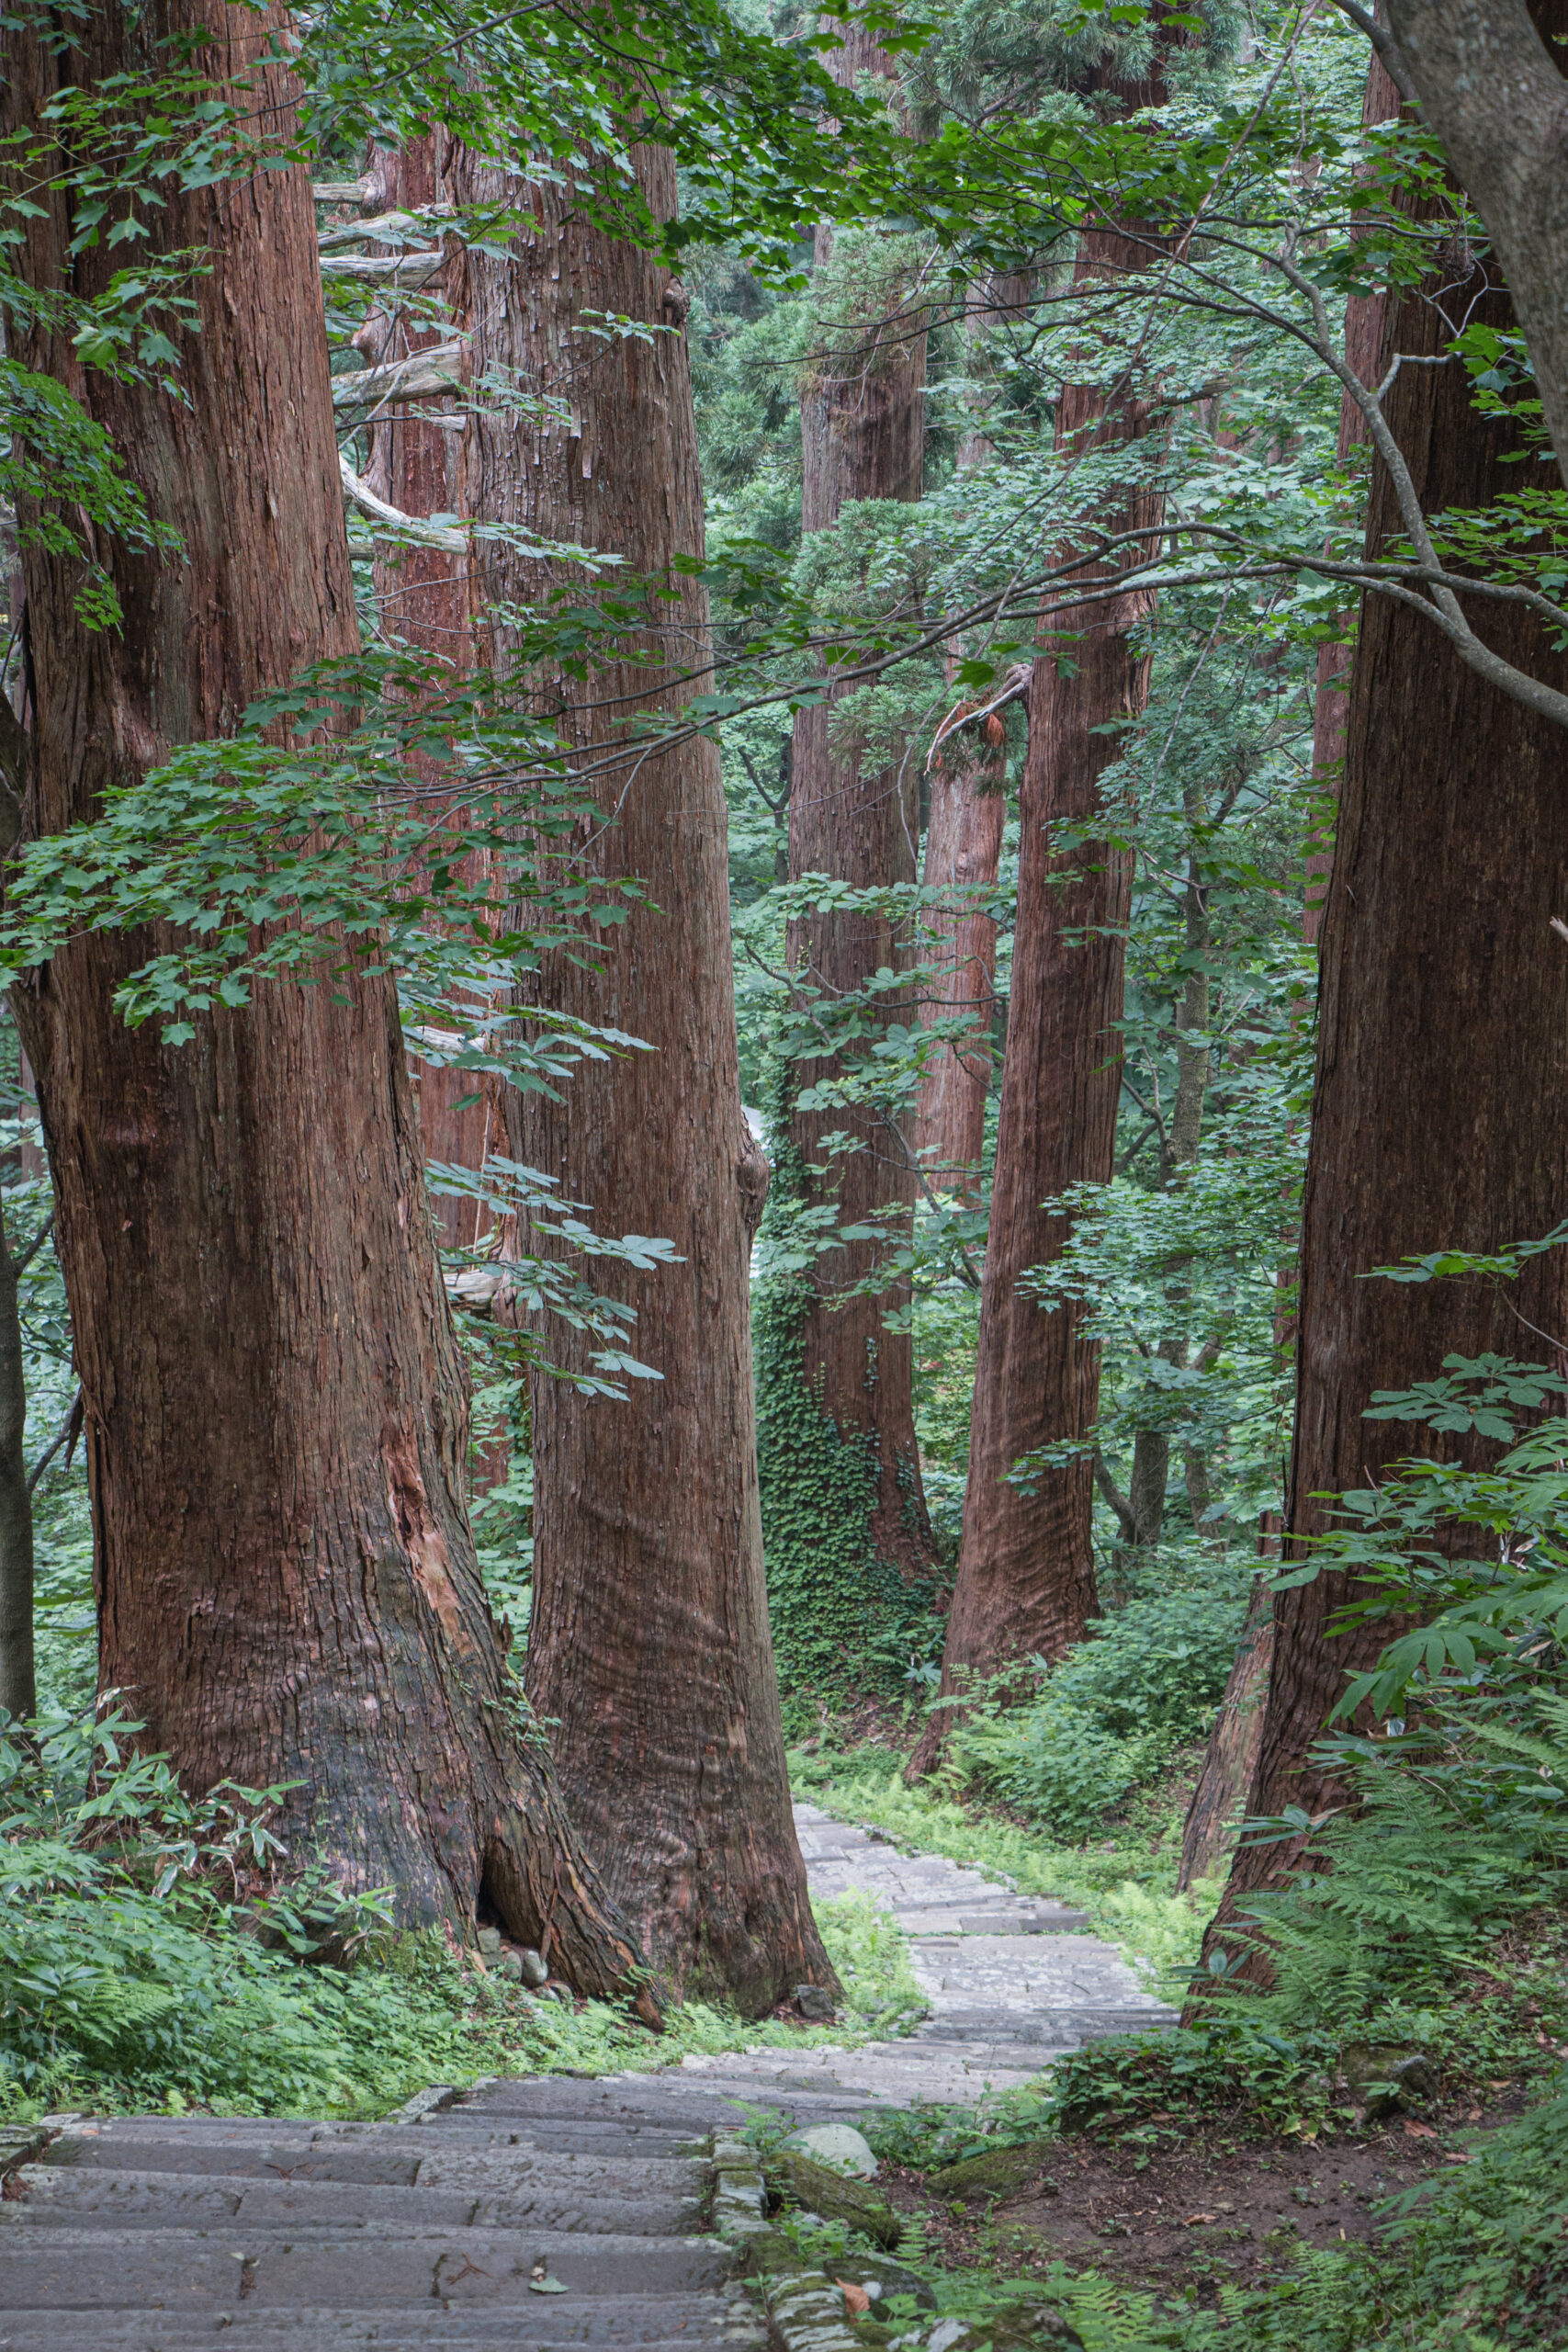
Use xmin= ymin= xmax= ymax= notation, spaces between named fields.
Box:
xmin=0 ymin=1804 xmax=1177 ymax=2349
xmin=0 ymin=2079 xmax=771 ymax=2352
xmin=660 ymin=1802 xmax=1177 ymax=2106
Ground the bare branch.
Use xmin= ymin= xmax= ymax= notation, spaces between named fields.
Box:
xmin=926 ymin=662 xmax=1032 ymax=770
xmin=318 ymin=206 xmax=457 ymax=255
xmin=319 ymin=251 xmax=444 ymax=289
xmin=1093 ymin=1450 xmax=1138 ymax=1546
xmin=340 ymin=455 xmax=469 ymax=552
xmin=333 ymin=340 xmax=464 ymax=414
xmin=1325 ymin=0 xmax=1419 ymax=105
xmin=28 ymin=1384 xmax=81 ymax=1497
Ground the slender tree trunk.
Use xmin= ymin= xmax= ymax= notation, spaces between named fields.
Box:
xmin=909 ymin=233 xmax=1162 ymax=1776
xmin=445 ymin=144 xmax=830 ymax=2012
xmin=0 ymin=1204 xmax=35 ymax=1724
xmin=768 ymin=23 xmax=939 ymax=1587
xmin=1201 ymin=110 xmax=1568 ymax=1964
xmin=1 ymin=2 xmax=649 ymax=2003
xmin=1178 ymin=1572 xmax=1273 ymax=1890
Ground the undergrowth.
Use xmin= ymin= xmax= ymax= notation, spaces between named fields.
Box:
xmin=0 ymin=1709 xmax=924 ymax=2120
xmin=789 ymin=1738 xmax=1220 ymax=1984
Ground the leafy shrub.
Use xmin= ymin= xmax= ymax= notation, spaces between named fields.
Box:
xmin=0 ymin=1707 xmax=930 ymax=2119
xmin=942 ymin=1566 xmax=1253 ymax=1838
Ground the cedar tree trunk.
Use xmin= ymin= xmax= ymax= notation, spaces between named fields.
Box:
xmin=1178 ymin=1571 xmax=1273 ymax=1891
xmin=913 ymin=740 xmax=1004 ymax=1195
xmin=1384 ymin=0 xmax=1568 ymax=491
xmin=776 ymin=24 xmax=938 ymax=1581
xmin=1202 ymin=129 xmax=1568 ymax=1963
xmin=0 ymin=1202 xmax=35 ymax=1724
xmin=447 ymin=144 xmax=830 ymax=2011
xmin=1 ymin=3 xmax=650 ymax=2002
xmin=354 ymin=143 xmax=502 ymax=1250
xmin=909 ymin=234 xmax=1161 ymax=1776
xmin=911 ymin=276 xmax=1018 ymax=1197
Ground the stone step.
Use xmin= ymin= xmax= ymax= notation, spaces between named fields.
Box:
xmin=43 ymin=2120 xmax=705 ymax=2165
xmin=0 ymin=2307 xmax=740 ymax=2352
xmin=0 ymin=2227 xmax=729 ymax=2311
xmin=41 ymin=2136 xmax=702 ymax=2196
xmin=4 ymin=2169 xmax=702 ymax=2235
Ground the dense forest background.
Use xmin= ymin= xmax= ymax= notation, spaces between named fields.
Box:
xmin=6 ymin=0 xmax=1568 ymax=2341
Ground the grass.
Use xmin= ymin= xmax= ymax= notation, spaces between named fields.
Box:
xmin=789 ymin=1739 xmax=1222 ymax=1992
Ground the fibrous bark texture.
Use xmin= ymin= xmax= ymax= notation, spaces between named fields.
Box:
xmin=777 ymin=25 xmax=938 ymax=1581
xmin=446 ymin=142 xmax=828 ymax=2012
xmin=0 ymin=1204 xmax=36 ymax=1724
xmin=1384 ymin=0 xmax=1568 ymax=492
xmin=1203 ymin=153 xmax=1568 ymax=1958
xmin=910 ymin=235 xmax=1161 ymax=1777
xmin=1 ymin=3 xmax=648 ymax=2001
xmin=354 ymin=142 xmax=502 ymax=1250
xmin=1304 ymin=52 xmax=1398 ymax=944
xmin=1178 ymin=1573 xmax=1273 ymax=1891
xmin=912 ymin=740 xmax=1004 ymax=1195
xmin=911 ymin=276 xmax=1017 ymax=1198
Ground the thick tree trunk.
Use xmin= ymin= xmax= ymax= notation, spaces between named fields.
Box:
xmin=1202 ymin=141 xmax=1568 ymax=1963
xmin=1 ymin=3 xmax=649 ymax=2002
xmin=1304 ymin=54 xmax=1398 ymax=943
xmin=910 ymin=276 xmax=1020 ymax=1198
xmin=1384 ymin=0 xmax=1568 ymax=490
xmin=353 ymin=143 xmax=502 ymax=1251
xmin=909 ymin=238 xmax=1161 ymax=1776
xmin=770 ymin=23 xmax=938 ymax=1586
xmin=446 ymin=145 xmax=829 ymax=2012
xmin=0 ymin=1204 xmax=35 ymax=1724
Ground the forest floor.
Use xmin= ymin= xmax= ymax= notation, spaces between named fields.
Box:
xmin=878 ymin=2098 xmax=1527 ymax=2302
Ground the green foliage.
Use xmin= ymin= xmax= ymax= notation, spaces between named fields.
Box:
xmin=0 ymin=1704 xmax=931 ymax=2120
xmin=943 ymin=1565 xmax=1254 ymax=1838
xmin=787 ymin=1739 xmax=1213 ymax=1982
xmin=753 ymin=1051 xmax=944 ymax=1696
xmin=754 ymin=1271 xmax=940 ymax=1697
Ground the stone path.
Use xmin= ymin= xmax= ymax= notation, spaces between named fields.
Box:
xmin=0 ymin=2080 xmax=766 ymax=2352
xmin=655 ymin=1800 xmax=1177 ymax=2107
xmin=0 ymin=1803 xmax=1175 ymax=2347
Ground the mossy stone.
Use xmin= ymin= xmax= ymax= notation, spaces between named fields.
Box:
xmin=765 ymin=2148 xmax=903 ymax=2249
xmin=735 ymin=2230 xmax=812 ymax=2280
xmin=929 ymin=2145 xmax=1049 ymax=2202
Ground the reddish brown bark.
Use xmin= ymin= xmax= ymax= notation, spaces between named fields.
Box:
xmin=0 ymin=4 xmax=649 ymax=2001
xmin=781 ymin=28 xmax=937 ymax=1577
xmin=442 ymin=145 xmax=829 ymax=2011
xmin=1304 ymin=54 xmax=1400 ymax=944
xmin=910 ymin=277 xmax=1017 ymax=1198
xmin=912 ymin=739 xmax=1004 ymax=1194
xmin=1178 ymin=1574 xmax=1274 ymax=1891
xmin=909 ymin=234 xmax=1162 ymax=1777
xmin=1203 ymin=121 xmax=1568 ymax=1962
xmin=353 ymin=143 xmax=503 ymax=1250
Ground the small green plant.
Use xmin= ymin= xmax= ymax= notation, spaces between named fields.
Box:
xmin=942 ymin=1566 xmax=1251 ymax=1840
xmin=0 ymin=1704 xmax=931 ymax=2119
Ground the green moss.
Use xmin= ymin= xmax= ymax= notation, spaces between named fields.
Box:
xmin=929 ymin=2145 xmax=1049 ymax=2202
xmin=765 ymin=2147 xmax=904 ymax=2248
xmin=753 ymin=1045 xmax=942 ymax=1695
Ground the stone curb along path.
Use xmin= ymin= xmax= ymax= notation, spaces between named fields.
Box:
xmin=0 ymin=1805 xmax=1174 ymax=2352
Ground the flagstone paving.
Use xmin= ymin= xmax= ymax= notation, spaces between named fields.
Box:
xmin=0 ymin=1803 xmax=1175 ymax=2349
